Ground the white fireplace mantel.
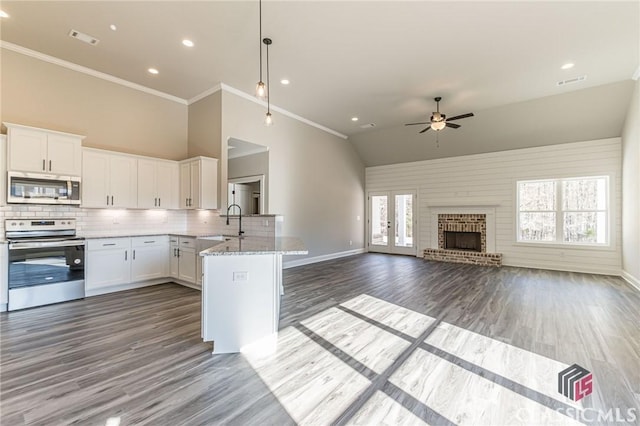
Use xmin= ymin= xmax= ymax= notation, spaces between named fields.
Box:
xmin=429 ymin=206 xmax=497 ymax=253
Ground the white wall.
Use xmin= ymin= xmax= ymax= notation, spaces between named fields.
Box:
xmin=366 ymin=139 xmax=622 ymax=275
xmin=621 ymin=80 xmax=640 ymax=288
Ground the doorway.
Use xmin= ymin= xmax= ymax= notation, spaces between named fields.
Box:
xmin=368 ymin=190 xmax=417 ymax=255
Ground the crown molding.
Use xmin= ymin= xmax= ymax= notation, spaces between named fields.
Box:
xmin=2 ymin=41 xmax=348 ymax=140
xmin=1 ymin=41 xmax=188 ymax=105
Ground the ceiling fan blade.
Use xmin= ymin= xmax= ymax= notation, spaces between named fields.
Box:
xmin=446 ymin=113 xmax=474 ymax=122
xmin=446 ymin=122 xmax=461 ymax=129
xmin=419 ymin=126 xmax=431 ymax=133
xmin=405 ymin=122 xmax=430 ymax=126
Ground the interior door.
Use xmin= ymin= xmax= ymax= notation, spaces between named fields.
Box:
xmin=368 ymin=190 xmax=417 ymax=255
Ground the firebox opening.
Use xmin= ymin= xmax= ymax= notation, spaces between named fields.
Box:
xmin=445 ymin=231 xmax=481 ymax=252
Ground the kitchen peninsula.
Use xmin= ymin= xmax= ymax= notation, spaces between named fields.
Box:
xmin=200 ymin=236 xmax=307 ymax=354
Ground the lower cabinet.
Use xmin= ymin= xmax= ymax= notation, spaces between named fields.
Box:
xmin=86 ymin=236 xmax=169 ymax=292
xmin=170 ymin=236 xmax=197 ymax=286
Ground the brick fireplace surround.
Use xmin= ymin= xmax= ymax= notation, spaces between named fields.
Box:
xmin=423 ymin=213 xmax=502 ymax=267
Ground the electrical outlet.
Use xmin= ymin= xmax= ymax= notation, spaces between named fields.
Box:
xmin=349 ymin=240 xmax=353 ymax=246
xmin=264 ymin=220 xmax=269 ymax=227
xmin=233 ymin=271 xmax=249 ymax=282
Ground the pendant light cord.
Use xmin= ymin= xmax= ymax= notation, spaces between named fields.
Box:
xmin=259 ymin=0 xmax=263 ymax=83
xmin=266 ymin=40 xmax=270 ymax=113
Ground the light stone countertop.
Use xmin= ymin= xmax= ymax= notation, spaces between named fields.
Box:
xmin=79 ymin=231 xmax=225 ymax=239
xmin=200 ymin=236 xmax=307 ymax=256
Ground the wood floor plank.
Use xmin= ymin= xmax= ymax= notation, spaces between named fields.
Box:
xmin=1 ymin=254 xmax=639 ymax=425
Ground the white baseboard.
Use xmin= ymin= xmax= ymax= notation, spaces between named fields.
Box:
xmin=621 ymin=270 xmax=640 ymax=292
xmin=85 ymin=278 xmax=168 ymax=297
xmin=502 ymin=261 xmax=620 ymax=277
xmin=283 ymin=248 xmax=365 ymax=269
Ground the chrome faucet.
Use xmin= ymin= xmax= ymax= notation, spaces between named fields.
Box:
xmin=226 ymin=204 xmax=245 ymax=237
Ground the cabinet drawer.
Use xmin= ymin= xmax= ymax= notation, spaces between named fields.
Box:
xmin=178 ymin=237 xmax=196 ymax=249
xmin=131 ymin=235 xmax=169 ymax=248
xmin=87 ymin=238 xmax=130 ymax=251
xmin=169 ymin=236 xmax=179 ymax=245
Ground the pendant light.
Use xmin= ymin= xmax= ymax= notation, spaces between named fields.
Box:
xmin=255 ymin=0 xmax=266 ymax=99
xmin=263 ymin=37 xmax=273 ymax=126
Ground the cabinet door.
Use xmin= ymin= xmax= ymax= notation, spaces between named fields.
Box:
xmin=156 ymin=161 xmax=179 ymax=209
xmin=8 ymin=127 xmax=48 ymax=173
xmin=190 ymin=161 xmax=201 ymax=209
xmin=178 ymin=248 xmax=196 ymax=283
xmin=86 ymin=248 xmax=130 ymax=290
xmin=47 ymin=134 xmax=82 ymax=175
xmin=179 ymin=162 xmax=192 ymax=209
xmin=131 ymin=245 xmax=168 ymax=282
xmin=82 ymin=150 xmax=110 ymax=207
xmin=137 ymin=159 xmax=157 ymax=209
xmin=110 ymin=155 xmax=137 ymax=208
xmin=170 ymin=244 xmax=180 ymax=278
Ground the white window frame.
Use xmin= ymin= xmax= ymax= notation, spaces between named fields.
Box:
xmin=516 ymin=176 xmax=610 ymax=247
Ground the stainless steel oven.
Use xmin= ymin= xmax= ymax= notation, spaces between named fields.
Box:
xmin=6 ymin=219 xmax=85 ymax=311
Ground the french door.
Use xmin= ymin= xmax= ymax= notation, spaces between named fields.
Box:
xmin=368 ymin=190 xmax=417 ymax=255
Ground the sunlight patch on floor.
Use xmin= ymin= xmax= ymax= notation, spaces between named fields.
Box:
xmin=347 ymin=390 xmax=429 ymax=426
xmin=243 ymin=326 xmax=371 ymax=425
xmin=425 ymin=322 xmax=584 ymax=409
xmin=388 ymin=348 xmax=582 ymax=425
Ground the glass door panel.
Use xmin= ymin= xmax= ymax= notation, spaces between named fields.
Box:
xmin=368 ymin=190 xmax=416 ymax=255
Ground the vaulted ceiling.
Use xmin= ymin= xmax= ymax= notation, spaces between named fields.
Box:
xmin=1 ymin=1 xmax=638 ymax=165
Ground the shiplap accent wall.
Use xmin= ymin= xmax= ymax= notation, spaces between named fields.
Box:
xmin=366 ymin=138 xmax=622 ymax=275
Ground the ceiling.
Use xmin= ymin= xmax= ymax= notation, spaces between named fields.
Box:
xmin=1 ymin=1 xmax=638 ymax=165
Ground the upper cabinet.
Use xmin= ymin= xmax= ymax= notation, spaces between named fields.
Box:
xmin=138 ymin=158 xmax=179 ymax=209
xmin=180 ymin=157 xmax=218 ymax=210
xmin=4 ymin=123 xmax=83 ymax=176
xmin=82 ymin=148 xmax=137 ymax=208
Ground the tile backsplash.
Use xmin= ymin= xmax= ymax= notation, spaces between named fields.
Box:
xmin=0 ymin=205 xmax=278 ymax=237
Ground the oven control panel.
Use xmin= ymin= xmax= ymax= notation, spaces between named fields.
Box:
xmin=5 ymin=218 xmax=77 ymax=232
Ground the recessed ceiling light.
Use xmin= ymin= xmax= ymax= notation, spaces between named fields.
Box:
xmin=0 ymin=10 xmax=9 ymax=18
xmin=280 ymin=79 xmax=290 ymax=85
xmin=109 ymin=24 xmax=117 ymax=31
xmin=148 ymin=68 xmax=159 ymax=75
xmin=351 ymin=117 xmax=359 ymax=122
xmin=561 ymin=63 xmax=574 ymax=70
xmin=182 ymin=39 xmax=194 ymax=47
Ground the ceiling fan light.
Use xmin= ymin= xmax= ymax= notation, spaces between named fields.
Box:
xmin=431 ymin=121 xmax=446 ymax=131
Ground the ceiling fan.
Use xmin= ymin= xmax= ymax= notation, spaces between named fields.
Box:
xmin=405 ymin=97 xmax=474 ymax=133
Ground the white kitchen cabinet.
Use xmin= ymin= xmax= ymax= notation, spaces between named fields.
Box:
xmin=137 ymin=159 xmax=179 ymax=209
xmin=82 ymin=148 xmax=137 ymax=208
xmin=0 ymin=135 xmax=6 ymax=207
xmin=179 ymin=157 xmax=218 ymax=210
xmin=131 ymin=236 xmax=169 ymax=282
xmin=169 ymin=236 xmax=197 ymax=285
xmin=5 ymin=123 xmax=83 ymax=176
xmin=86 ymin=238 xmax=131 ymax=290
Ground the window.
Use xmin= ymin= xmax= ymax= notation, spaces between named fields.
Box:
xmin=517 ymin=176 xmax=609 ymax=245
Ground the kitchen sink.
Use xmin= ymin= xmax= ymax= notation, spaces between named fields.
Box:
xmin=197 ymin=235 xmax=233 ymax=241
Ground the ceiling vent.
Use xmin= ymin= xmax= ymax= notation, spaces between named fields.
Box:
xmin=557 ymin=75 xmax=587 ymax=87
xmin=68 ymin=29 xmax=100 ymax=46
xmin=360 ymin=123 xmax=376 ymax=129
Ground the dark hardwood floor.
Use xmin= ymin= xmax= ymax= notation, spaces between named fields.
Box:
xmin=1 ymin=254 xmax=639 ymax=425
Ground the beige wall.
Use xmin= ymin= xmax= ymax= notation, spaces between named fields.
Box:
xmin=0 ymin=49 xmax=188 ymax=160
xmin=221 ymin=91 xmax=366 ymax=261
xmin=622 ymin=80 xmax=640 ymax=287
xmin=187 ymin=90 xmax=223 ymax=203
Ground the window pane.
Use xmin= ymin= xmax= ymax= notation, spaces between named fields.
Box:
xmin=371 ymin=195 xmax=388 ymax=245
xmin=563 ymin=212 xmax=606 ymax=243
xmin=519 ymin=212 xmax=556 ymax=241
xmin=519 ymin=181 xmax=555 ymax=211
xmin=563 ymin=178 xmax=607 ymax=210
xmin=395 ymin=194 xmax=413 ymax=247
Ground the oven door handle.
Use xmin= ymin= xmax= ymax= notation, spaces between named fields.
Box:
xmin=9 ymin=240 xmax=86 ymax=250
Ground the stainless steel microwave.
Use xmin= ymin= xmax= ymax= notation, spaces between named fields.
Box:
xmin=7 ymin=171 xmax=81 ymax=205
